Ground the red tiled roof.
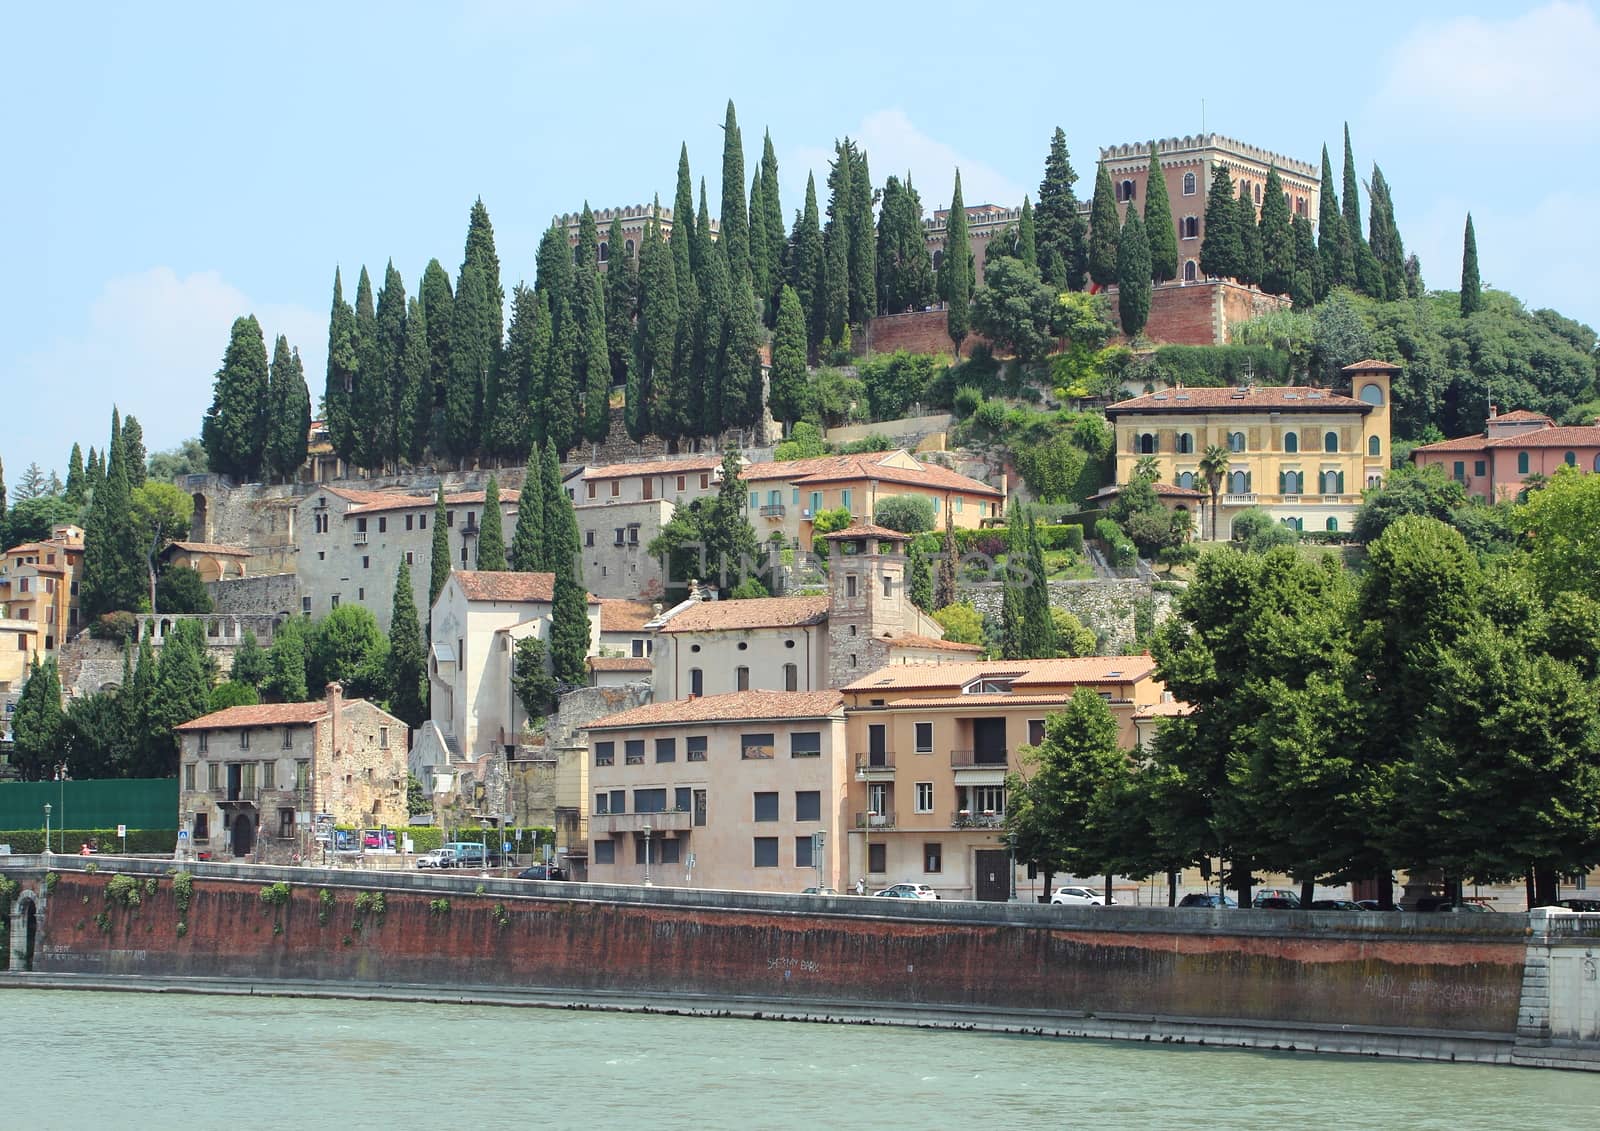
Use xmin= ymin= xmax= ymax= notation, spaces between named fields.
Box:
xmin=818 ymin=520 xmax=911 ymax=541
xmin=166 ymin=541 xmax=251 ymax=556
xmin=176 ymin=701 xmax=332 ymax=731
xmin=1411 ymin=435 xmax=1490 ymax=454
xmin=843 ymin=655 xmax=1157 ymax=692
xmin=1092 ymin=482 xmax=1207 ymax=500
xmin=586 ymin=689 xmax=844 ymax=730
xmin=1135 ymin=699 xmax=1194 ymax=719
xmin=1487 ymin=426 xmax=1600 ymax=449
xmin=583 ymin=455 xmax=725 ymax=480
xmin=587 ymin=656 xmax=653 ymax=672
xmin=453 ymin=570 xmax=596 ymax=605
xmin=658 ymin=596 xmax=831 ymax=633
xmin=884 ymin=634 xmax=984 ymax=653
xmin=1341 ymin=359 xmax=1402 ymax=373
xmin=1106 ymin=386 xmax=1370 ymax=416
xmin=599 ymin=599 xmax=657 ymax=632
xmin=1490 ymin=410 xmax=1554 ymax=424
xmin=740 ymin=452 xmax=1003 ymax=496
xmin=337 ymin=488 xmax=521 ymax=516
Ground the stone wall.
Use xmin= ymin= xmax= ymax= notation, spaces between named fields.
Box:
xmin=827 ymin=413 xmax=954 ymax=452
xmin=960 ymin=578 xmax=1179 ymax=654
xmin=1104 ymin=280 xmax=1292 ymax=347
xmin=56 ymin=636 xmax=127 ymax=698
xmin=206 ymin=573 xmax=300 ymax=617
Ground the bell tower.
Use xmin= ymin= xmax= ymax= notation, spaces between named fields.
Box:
xmin=1343 ymin=359 xmax=1398 ymax=492
xmin=821 ymin=520 xmax=912 ymax=686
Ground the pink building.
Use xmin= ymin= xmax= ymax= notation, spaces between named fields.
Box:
xmin=1411 ymin=410 xmax=1600 ymax=502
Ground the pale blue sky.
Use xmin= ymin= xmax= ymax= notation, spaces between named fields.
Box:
xmin=4 ymin=0 xmax=1596 ymax=479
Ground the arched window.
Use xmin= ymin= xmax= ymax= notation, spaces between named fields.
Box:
xmin=598 ymin=241 xmax=609 ymax=263
xmin=1183 ymin=171 xmax=1196 ymax=195
xmin=1119 ymin=179 xmax=1136 ymax=203
xmin=1228 ymin=432 xmax=1246 ymax=453
xmin=1368 ymin=435 xmax=1381 ymax=457
xmin=1181 ymin=216 xmax=1198 ymax=239
xmin=1518 ymin=451 xmax=1530 ymax=474
xmin=1183 ymin=260 xmax=1197 ymax=282
xmin=1595 ymin=454 xmax=1600 ymax=473
xmin=1229 ymin=470 xmax=1248 ymax=494
xmin=1322 ymin=470 xmax=1340 ymax=494
xmin=1359 ymin=383 xmax=1385 ymax=406
xmin=1254 ymin=183 xmax=1262 ymax=204
xmin=1177 ymin=433 xmax=1194 ymax=454
xmin=1324 ymin=431 xmax=1338 ymax=453
xmin=572 ymin=243 xmax=583 ymax=265
xmin=625 ymin=238 xmax=636 ymax=258
xmin=1326 ymin=517 xmax=1340 ymax=532
xmin=932 ymin=249 xmax=944 ymax=273
xmin=1284 ymin=432 xmax=1298 ymax=454
xmin=1138 ymin=433 xmax=1156 ymax=454
xmin=1283 ymin=471 xmax=1302 ymax=495
xmin=1565 ymin=451 xmax=1577 ymax=466
xmin=1177 ymin=471 xmax=1195 ymax=489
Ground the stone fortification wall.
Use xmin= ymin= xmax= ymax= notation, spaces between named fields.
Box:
xmin=861 ymin=310 xmax=978 ymax=359
xmin=961 ymin=579 xmax=1178 ymax=654
xmin=827 ymin=414 xmax=954 ymax=452
xmin=207 ymin=573 xmax=300 ymax=617
xmin=1103 ymin=280 xmax=1292 ymax=347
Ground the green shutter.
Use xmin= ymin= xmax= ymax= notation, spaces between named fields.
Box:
xmin=1278 ymin=471 xmax=1286 ymax=494
xmin=1337 ymin=471 xmax=1345 ymax=494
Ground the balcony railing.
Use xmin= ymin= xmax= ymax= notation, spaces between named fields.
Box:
xmin=1222 ymin=493 xmax=1257 ymax=505
xmin=211 ymin=786 xmax=260 ymax=804
xmin=952 ymin=810 xmax=1005 ymax=829
xmin=352 ymin=530 xmax=368 ymax=544
xmin=590 ymin=809 xmax=693 ymax=835
xmin=950 ymin=748 xmax=1009 ymax=768
xmin=855 ymin=751 xmax=895 ymax=773
xmin=854 ymin=811 xmax=895 ymax=829
xmin=759 ymin=504 xmax=786 ymax=518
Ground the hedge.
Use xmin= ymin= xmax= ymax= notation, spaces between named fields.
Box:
xmin=1148 ymin=345 xmax=1292 ymax=387
xmin=1093 ymin=519 xmax=1138 ymax=568
xmin=0 ymin=828 xmax=177 ymax=854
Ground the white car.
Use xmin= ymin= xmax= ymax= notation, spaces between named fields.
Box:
xmin=415 ymin=849 xmax=457 ymax=869
xmin=878 ymin=882 xmax=939 ymax=900
xmin=1050 ymin=886 xmax=1113 ymax=906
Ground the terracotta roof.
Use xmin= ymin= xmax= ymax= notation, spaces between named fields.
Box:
xmin=740 ymin=452 xmax=1003 ymax=496
xmin=166 ymin=541 xmax=252 ymax=556
xmin=599 ymin=599 xmax=657 ymax=632
xmin=844 ymin=655 xmax=1157 ymax=692
xmin=880 ymin=693 xmax=1085 ymax=708
xmin=586 ymin=689 xmax=844 ymax=730
xmin=337 ymin=488 xmax=521 ymax=516
xmin=1091 ymin=482 xmax=1207 ymax=500
xmin=1135 ymin=699 xmax=1194 ymax=719
xmin=587 ymin=656 xmax=653 ymax=672
xmin=657 ymin=596 xmax=831 ymax=633
xmin=1489 ymin=410 xmax=1554 ymax=425
xmin=176 ymin=701 xmax=332 ymax=731
xmin=818 ymin=520 xmax=911 ymax=542
xmin=884 ymin=634 xmax=984 ymax=653
xmin=583 ymin=455 xmax=726 ymax=480
xmin=1486 ymin=426 xmax=1600 ymax=449
xmin=1411 ymin=434 xmax=1491 ymax=454
xmin=1106 ymin=386 xmax=1370 ymax=416
xmin=452 ymin=570 xmax=597 ymax=604
xmin=1341 ymin=359 xmax=1402 ymax=373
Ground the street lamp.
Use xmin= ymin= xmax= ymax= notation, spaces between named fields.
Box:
xmin=55 ymin=762 xmax=68 ymax=852
xmin=641 ymin=824 xmax=652 ymax=887
xmin=43 ymin=803 xmax=51 ymax=856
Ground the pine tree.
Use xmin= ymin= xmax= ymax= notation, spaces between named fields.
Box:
xmin=510 ymin=451 xmax=544 ymax=572
xmin=444 ymin=264 xmax=488 ymax=464
xmin=1258 ymin=166 xmax=1296 ymax=296
xmin=1036 ymin=127 xmax=1087 ymax=291
xmin=942 ymin=170 xmax=972 ymax=354
xmin=769 ymin=285 xmax=808 ymax=427
xmin=1367 ymin=164 xmax=1410 ymax=300
xmin=1116 ymin=206 xmax=1153 ymax=337
xmin=1087 ymin=163 xmax=1120 ymax=287
xmin=398 ymin=298 xmax=430 ymax=465
xmin=121 ymin=416 xmax=146 ymax=488
xmin=1317 ymin=145 xmax=1353 ymax=292
xmin=760 ymin=130 xmax=784 ymax=319
xmin=201 ymin=315 xmax=268 ymax=481
xmin=1236 ymin=187 xmax=1263 ymax=287
xmin=477 ymin=475 xmax=506 ymax=570
xmin=264 ymin=335 xmax=311 ymax=481
xmin=1018 ymin=195 xmax=1038 ymax=272
xmin=847 ymin=143 xmax=877 ymax=326
xmin=419 ymin=258 xmax=454 ymax=421
xmin=1198 ymin=166 xmax=1242 ymax=281
xmin=604 ymin=216 xmax=638 ymax=387
xmin=719 ymin=100 xmax=750 ymax=287
xmin=429 ymin=485 xmax=450 ymax=609
xmin=1142 ymin=144 xmax=1178 ymax=284
xmin=1460 ymin=213 xmax=1483 ymax=317
xmin=324 ymin=268 xmax=359 ymax=461
xmin=64 ymin=444 xmax=86 ymax=506
xmin=636 ymin=205 xmax=678 ymax=440
xmin=790 ymin=173 xmax=825 ymax=353
xmin=387 ymin=559 xmax=427 ymax=727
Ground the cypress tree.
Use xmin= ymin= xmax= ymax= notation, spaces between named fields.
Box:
xmin=1142 ymin=144 xmax=1178 ymax=284
xmin=1021 ymin=511 xmax=1057 ymax=659
xmin=148 ymin=621 xmax=211 ymax=772
xmin=387 ymin=559 xmax=427 ymax=728
xmin=324 ymin=268 xmax=359 ymax=461
xmin=1036 ymin=127 xmax=1087 ymax=291
xmin=230 ymin=629 xmax=269 ymax=687
xmin=1367 ymin=164 xmax=1410 ymax=300
xmin=64 ymin=444 xmax=86 ymax=506
xmin=124 ymin=630 xmax=157 ymax=766
xmin=571 ymin=204 xmax=601 ymax=332
xmin=445 ymin=264 xmax=488 ymax=465
xmin=847 ymin=142 xmax=877 ymax=326
xmin=352 ymin=265 xmax=377 ymax=458
xmin=1258 ymin=166 xmax=1296 ymax=296
xmin=539 ymin=440 xmax=568 ymax=573
xmin=429 ymin=485 xmax=450 ymax=609
xmin=1115 ymin=205 xmax=1152 ymax=337
xmin=695 ymin=196 xmax=733 ymax=438
xmin=546 ymin=293 xmax=580 ymax=455
xmin=1340 ymin=124 xmax=1364 ymax=266
xmin=1087 ymin=163 xmax=1120 ymax=287
xmin=1199 ymin=166 xmax=1241 ymax=281
xmin=1018 ymin=195 xmax=1038 ymax=272
xmin=726 ymin=271 xmax=765 ymax=430
xmin=264 ymin=335 xmax=311 ymax=482
xmin=582 ymin=272 xmax=612 ymax=445
xmin=81 ymin=449 xmax=98 ymax=499
xmin=671 ymin=147 xmax=695 ymax=296
xmin=201 ymin=315 xmax=269 ymax=481
xmin=495 ymin=284 xmax=539 ymax=464
xmin=790 ymin=173 xmax=825 ymax=354
xmin=398 ymin=297 xmax=430 ymax=465
xmin=1317 ymin=145 xmax=1353 ymax=292
xmin=876 ymin=174 xmax=905 ymax=313
xmin=11 ymin=657 xmax=64 ymax=781
xmin=821 ymin=141 xmax=853 ymax=348
xmin=1235 ymin=188 xmax=1263 ymax=286
xmin=360 ymin=260 xmax=406 ymax=471
xmin=1460 ymin=213 xmax=1482 ymax=317
xmin=477 ymin=475 xmax=506 ymax=570
xmin=1290 ymin=215 xmax=1322 ymax=310
xmin=769 ymin=285 xmax=808 ymax=427
xmin=419 ymin=259 xmax=454 ymax=420
xmin=527 ymin=289 xmax=554 ymax=451
xmin=749 ymin=167 xmax=771 ymax=324
xmin=942 ymin=170 xmax=972 ymax=354
xmin=510 ymin=450 xmax=545 ymax=572
xmin=604 ymin=217 xmax=637 ymax=388
xmin=719 ymin=100 xmax=750 ymax=287
xmin=542 ymin=437 xmax=589 ymax=685
xmin=636 ymin=205 xmax=678 ymax=440
xmin=82 ymin=409 xmax=144 ymax=616
xmin=462 ymin=197 xmax=504 ymax=352
xmin=760 ymin=130 xmax=785 ymax=320
xmin=122 ymin=416 xmax=146 ymax=488
xmin=535 ymin=223 xmax=573 ymax=351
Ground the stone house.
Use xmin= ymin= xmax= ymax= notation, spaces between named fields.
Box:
xmin=160 ymin=541 xmax=252 ymax=583
xmin=576 ymin=455 xmax=726 ymax=599
xmin=174 ymin=682 xmax=409 ymax=863
xmin=0 ymin=618 xmax=42 ymax=739
xmin=1411 ymin=409 xmax=1600 ymax=502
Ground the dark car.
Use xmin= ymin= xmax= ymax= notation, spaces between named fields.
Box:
xmin=1553 ymin=898 xmax=1600 ymax=912
xmin=1254 ymin=896 xmax=1297 ymax=910
xmin=516 ymin=864 xmax=567 ymax=881
xmin=1413 ymin=896 xmax=1493 ymax=913
xmin=1355 ymin=899 xmax=1401 ymax=912
xmin=1308 ymin=899 xmax=1364 ymax=911
xmin=1177 ymin=893 xmax=1238 ymax=908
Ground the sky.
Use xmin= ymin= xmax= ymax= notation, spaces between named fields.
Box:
xmin=4 ymin=0 xmax=1597 ymax=480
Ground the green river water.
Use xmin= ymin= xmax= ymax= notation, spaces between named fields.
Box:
xmin=3 ymin=989 xmax=1597 ymax=1129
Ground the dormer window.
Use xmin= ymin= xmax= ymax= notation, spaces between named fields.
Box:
xmin=963 ymin=676 xmax=1016 ymax=695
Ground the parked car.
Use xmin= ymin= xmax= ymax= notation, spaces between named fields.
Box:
xmin=1251 ymin=888 xmax=1302 ymax=909
xmin=1177 ymin=893 xmax=1238 ymax=908
xmin=873 ymin=887 xmax=922 ymax=898
xmin=1553 ymin=898 xmax=1600 ymax=912
xmin=1051 ymin=886 xmax=1113 ymax=907
xmin=1308 ymin=899 xmax=1364 ymax=911
xmin=800 ymin=886 xmax=838 ymax=896
xmin=1413 ymin=896 xmax=1494 ymax=913
xmin=878 ymin=882 xmax=939 ymax=900
xmin=416 ymin=849 xmax=457 ymax=869
xmin=516 ymin=864 xmax=566 ymax=881
xmin=1355 ymin=899 xmax=1401 ymax=912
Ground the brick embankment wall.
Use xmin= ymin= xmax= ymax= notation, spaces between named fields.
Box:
xmin=1105 ymin=281 xmax=1292 ymax=347
xmin=18 ymin=861 xmax=1528 ymax=1050
xmin=862 ymin=311 xmax=981 ymax=359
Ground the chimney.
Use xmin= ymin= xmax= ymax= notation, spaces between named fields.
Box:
xmin=326 ymin=681 xmax=344 ymax=757
xmin=1488 ymin=404 xmax=1497 ymax=420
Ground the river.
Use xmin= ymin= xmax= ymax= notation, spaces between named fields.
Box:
xmin=3 ymin=989 xmax=1597 ymax=1129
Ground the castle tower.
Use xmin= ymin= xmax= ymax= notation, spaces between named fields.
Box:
xmin=821 ymin=521 xmax=913 ymax=686
xmin=1342 ymin=360 xmax=1398 ymax=493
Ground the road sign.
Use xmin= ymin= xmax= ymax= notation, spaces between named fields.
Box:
xmin=177 ymin=829 xmax=190 ymax=842
xmin=117 ymin=824 xmax=127 ymax=838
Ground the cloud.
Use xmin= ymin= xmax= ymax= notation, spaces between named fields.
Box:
xmin=5 ymin=268 xmax=323 ymax=477
xmin=785 ymin=109 xmax=1027 ymax=215
xmin=1377 ymin=2 xmax=1600 ymax=129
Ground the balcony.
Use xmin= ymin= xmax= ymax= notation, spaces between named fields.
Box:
xmin=1222 ymin=493 xmax=1257 ymax=505
xmin=211 ymin=785 xmax=260 ymax=805
xmin=589 ymin=809 xmax=693 ymax=835
xmin=854 ymin=811 xmax=895 ymax=830
xmin=855 ymin=751 xmax=895 ymax=780
xmin=952 ymin=810 xmax=1005 ymax=829
xmin=353 ymin=530 xmax=368 ymax=544
xmin=950 ymin=749 xmax=1009 ymax=768
xmin=759 ymin=503 xmax=786 ymax=519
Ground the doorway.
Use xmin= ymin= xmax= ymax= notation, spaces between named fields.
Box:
xmin=974 ymin=849 xmax=1010 ymax=902
xmin=868 ymin=724 xmax=888 ymax=767
xmin=231 ymin=812 xmax=255 ymax=857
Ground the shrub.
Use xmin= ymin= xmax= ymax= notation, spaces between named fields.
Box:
xmin=835 ymin=433 xmax=893 ymax=455
xmin=89 ymin=612 xmax=138 ymax=643
xmin=953 ymin=385 xmax=984 ymax=419
xmin=970 ymin=400 xmax=1008 ymax=435
xmin=1035 ymin=524 xmax=1085 ymax=553
xmin=1094 ymin=519 xmax=1137 ymax=567
xmin=1146 ymin=344 xmax=1292 ymax=387
xmin=873 ymin=495 xmax=935 ymax=534
xmin=932 ymin=604 xmax=983 ymax=646
xmin=258 ymin=882 xmax=291 ymax=908
xmin=105 ymin=874 xmax=142 ymax=909
xmin=858 ymin=350 xmax=943 ymax=420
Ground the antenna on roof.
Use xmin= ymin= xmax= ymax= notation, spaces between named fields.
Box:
xmin=1201 ymin=98 xmax=1206 ymax=136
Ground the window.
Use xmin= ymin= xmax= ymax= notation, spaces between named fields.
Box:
xmin=1177 ymin=471 xmax=1196 ymax=489
xmin=659 ymin=838 xmax=681 ymax=865
xmin=610 ymin=789 xmax=626 ymax=813
xmin=198 ymin=732 xmax=209 ymax=754
xmin=1028 ymin=719 xmax=1046 ymax=746
xmin=587 ymin=481 xmax=597 ymax=499
xmin=594 ymin=792 xmax=609 ymax=815
xmin=446 ymin=511 xmax=454 ymax=527
xmin=356 ymin=517 xmax=367 ymax=533
xmin=614 ymin=528 xmax=625 ymax=546
xmin=598 ymin=240 xmax=609 ymax=263
xmin=795 ymin=836 xmax=815 ymax=869
xmin=868 ymin=843 xmax=886 ymax=874
xmin=419 ymin=513 xmax=427 ymax=530
xmin=924 ymin=843 xmax=943 ymax=874
xmin=1326 ymin=517 xmax=1340 ymax=532
xmin=1359 ymin=383 xmax=1385 ymax=406
xmin=282 ymin=725 xmax=294 ymax=750
xmin=594 ymin=741 xmax=614 ymax=766
xmin=808 ymin=491 xmax=822 ymax=514
xmin=626 ymin=238 xmax=636 ymax=258
xmin=915 ymin=722 xmax=933 ymax=754
xmin=1322 ymin=470 xmax=1342 ymax=494
xmin=1177 ymin=433 xmax=1194 ymax=454
xmin=585 ymin=531 xmax=594 ymax=547
xmin=1453 ymin=461 xmax=1466 ymax=483
xmin=634 ymin=788 xmax=667 ymax=813
xmin=1369 ymin=435 xmax=1381 ymax=457
xmin=1118 ymin=178 xmax=1135 ymax=203
xmin=741 ymin=732 xmax=775 ymax=759
xmin=690 ymin=668 xmax=703 ymax=696
xmin=1282 ymin=471 xmax=1302 ymax=495
xmin=378 ymin=517 xmax=387 ymax=533
xmin=1180 ymin=215 xmax=1198 ymax=239
xmin=749 ymin=491 xmax=758 ymax=509
xmin=1183 ymin=260 xmax=1197 ymax=281
xmin=1228 ymin=432 xmax=1246 ymax=453
xmin=700 ymin=474 xmax=710 ymax=490
xmin=686 ymin=736 xmax=707 ymax=762
xmin=193 ymin=812 xmax=209 ymax=840
xmin=736 ymin=665 xmax=750 ymax=691
xmin=1182 ymin=171 xmax=1196 ymax=195
xmin=625 ymin=739 xmax=645 ymax=765
xmin=1138 ymin=432 xmax=1156 ymax=454
xmin=405 ymin=551 xmax=414 ymax=565
xmin=1324 ymin=431 xmax=1338 ymax=453
xmin=278 ymin=808 xmax=294 ymax=839
xmin=1229 ymin=470 xmax=1249 ymax=494
xmin=840 ymin=489 xmax=853 ymax=512
xmin=694 ymin=788 xmax=707 ymax=826
xmin=972 ymin=784 xmax=1006 ymax=816
xmin=260 ymin=761 xmax=276 ymax=790
xmin=610 ymin=481 xmax=620 ymax=498
xmin=753 ymin=838 xmax=779 ymax=867
xmin=1565 ymin=451 xmax=1577 ymax=467
xmin=795 ymin=791 xmax=821 ymax=821
xmin=302 ymin=595 xmax=313 ymax=616
xmin=295 ymin=760 xmax=310 ymax=791
xmin=207 ymin=762 xmax=220 ymax=791
xmin=845 ymin=574 xmax=858 ymax=598
xmin=655 ymin=737 xmax=676 ymax=763
xmin=790 ymin=731 xmax=821 ymax=758
xmin=184 ymin=764 xmax=196 ymax=791
xmin=1518 ymin=451 xmax=1530 ymax=475
xmin=915 ymin=782 xmax=933 ymax=813
xmin=594 ymin=840 xmax=615 ymax=864
xmin=783 ymin=662 xmax=798 ymax=691
xmin=1284 ymin=431 xmax=1298 ymax=454
xmin=239 ymin=729 xmax=251 ymax=751
xmin=1474 ymin=460 xmax=1487 ymax=477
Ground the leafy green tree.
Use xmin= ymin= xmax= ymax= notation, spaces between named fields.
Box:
xmin=1142 ymin=144 xmax=1178 ymax=284
xmin=874 ymin=495 xmax=935 ymax=534
xmin=1521 ymin=467 xmax=1600 ymax=602
xmin=81 ymin=410 xmax=145 ymax=617
xmin=1460 ymin=213 xmax=1482 ymax=316
xmin=941 ymin=170 xmax=972 ymax=354
xmin=1235 ymin=187 xmax=1262 ymax=286
xmin=428 ymin=485 xmax=450 ymax=610
xmin=201 ymin=315 xmax=269 ymax=480
xmin=908 ymin=540 xmax=933 ymax=613
xmin=1317 ymin=145 xmax=1353 ymax=292
xmin=932 ymin=601 xmax=981 ymax=645
xmin=1036 ymin=127 xmax=1087 ymax=290
xmin=790 ymin=173 xmax=825 ymax=352
xmin=1086 ymin=163 xmax=1120 ymax=287
xmin=648 ymin=450 xmax=759 ymax=594
xmin=1115 ymin=206 xmax=1152 ymax=337
xmin=1257 ymin=167 xmax=1295 ymax=296
xmin=307 ymin=605 xmax=389 ymax=702
xmin=10 ymin=656 xmax=65 ymax=780
xmin=476 ymin=475 xmax=506 ymax=570
xmin=511 ymin=635 xmax=558 ymax=719
xmin=263 ymin=617 xmax=310 ymax=703
xmin=263 ymin=335 xmax=310 ymax=481
xmin=208 ymin=681 xmax=259 ymax=712
xmin=876 ymin=174 xmax=936 ymax=315
xmin=857 ymin=350 xmax=940 ymax=420
xmin=155 ymin=565 xmax=212 ymax=613
xmin=1198 ymin=166 xmax=1241 ymax=281
xmin=719 ymin=100 xmax=750 ymax=287
xmin=144 ymin=438 xmax=207 ymax=483
xmin=1051 ymin=609 xmax=1096 ymax=657
xmin=444 ymin=264 xmax=488 ymax=464
xmin=1352 ymin=465 xmax=1466 ymax=543
xmin=970 ymin=255 xmax=1058 ymax=361
xmin=406 ymin=773 xmax=431 ymax=816
xmin=230 ymin=630 xmax=269 ymax=687
xmin=5 ymin=494 xmax=77 ymax=549
xmin=510 ymin=450 xmax=545 ymax=572
xmin=61 ymin=689 xmax=122 ymax=779
xmin=122 ymin=417 xmax=147 ymax=489
xmin=774 ymin=421 xmax=826 ymax=461
xmin=768 ymin=285 xmax=810 ymax=428
xmin=387 ymin=559 xmax=427 ymax=727
xmin=999 ymin=505 xmax=1057 ymax=660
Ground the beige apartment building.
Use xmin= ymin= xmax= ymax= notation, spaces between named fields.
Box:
xmin=583 ymin=690 xmax=849 ymax=892
xmin=576 ymin=455 xmax=725 ymax=599
xmin=0 ymin=524 xmax=85 ymax=652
